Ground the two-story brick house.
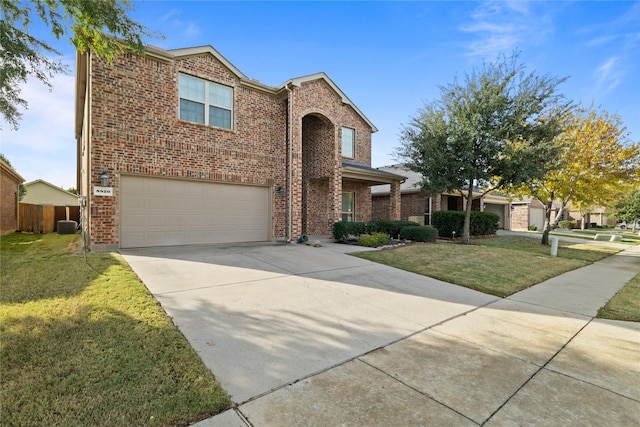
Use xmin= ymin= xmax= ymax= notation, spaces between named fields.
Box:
xmin=76 ymin=44 xmax=404 ymax=249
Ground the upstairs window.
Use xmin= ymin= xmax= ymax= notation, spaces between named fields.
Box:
xmin=179 ymin=74 xmax=233 ymax=129
xmin=341 ymin=127 xmax=354 ymax=158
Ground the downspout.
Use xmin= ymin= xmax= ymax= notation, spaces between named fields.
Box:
xmin=285 ymin=83 xmax=294 ymax=242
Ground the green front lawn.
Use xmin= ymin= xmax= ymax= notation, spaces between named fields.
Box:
xmin=597 ymin=273 xmax=640 ymax=322
xmin=354 ymin=236 xmax=621 ymax=297
xmin=0 ymin=233 xmax=230 ymax=427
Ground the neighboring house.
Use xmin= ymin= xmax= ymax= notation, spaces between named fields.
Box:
xmin=1 ymin=159 xmax=25 ymax=235
xmin=21 ymin=179 xmax=80 ymax=206
xmin=76 ymin=44 xmax=405 ymax=249
xmin=511 ymin=198 xmax=546 ymax=231
xmin=511 ymin=198 xmax=568 ymax=230
xmin=371 ymin=164 xmax=512 ymax=230
xmin=566 ymin=205 xmax=613 ymax=228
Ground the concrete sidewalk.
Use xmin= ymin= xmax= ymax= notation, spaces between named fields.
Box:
xmin=122 ymin=239 xmax=640 ymax=426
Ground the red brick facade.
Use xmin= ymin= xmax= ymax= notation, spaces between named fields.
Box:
xmin=373 ymin=192 xmax=427 ymax=222
xmin=77 ymin=45 xmax=396 ymax=248
xmin=1 ymin=161 xmax=24 ymax=235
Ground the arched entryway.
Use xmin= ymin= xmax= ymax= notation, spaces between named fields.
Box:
xmin=301 ymin=113 xmax=337 ymax=235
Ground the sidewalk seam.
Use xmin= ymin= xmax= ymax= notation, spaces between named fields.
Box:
xmin=479 ymin=318 xmax=595 ymax=425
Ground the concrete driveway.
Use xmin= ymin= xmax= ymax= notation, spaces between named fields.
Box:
xmin=120 ymin=241 xmax=497 ymax=403
xmin=120 ymin=239 xmax=640 ymax=426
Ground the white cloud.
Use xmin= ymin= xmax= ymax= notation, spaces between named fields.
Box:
xmin=460 ymin=1 xmax=554 ymax=59
xmin=594 ymin=56 xmax=622 ymax=95
xmin=0 ymin=62 xmax=77 ymax=188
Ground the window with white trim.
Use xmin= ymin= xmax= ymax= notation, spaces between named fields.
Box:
xmin=341 ymin=127 xmax=354 ymax=158
xmin=342 ymin=192 xmax=354 ymax=222
xmin=179 ymin=74 xmax=233 ymax=129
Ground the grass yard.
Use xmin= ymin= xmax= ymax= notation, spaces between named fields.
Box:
xmin=597 ymin=273 xmax=640 ymax=322
xmin=354 ymin=235 xmax=621 ymax=297
xmin=0 ymin=233 xmax=230 ymax=427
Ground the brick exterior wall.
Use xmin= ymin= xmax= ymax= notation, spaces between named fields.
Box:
xmin=85 ymin=52 xmax=287 ymax=246
xmin=1 ymin=167 xmax=21 ymax=235
xmin=81 ymin=48 xmax=378 ymax=246
xmin=511 ymin=205 xmax=529 ymax=230
xmin=371 ymin=195 xmax=389 ymax=220
xmin=372 ymin=192 xmax=427 ymax=221
xmin=291 ymin=78 xmax=374 ymax=236
xmin=342 ymin=181 xmax=372 ymax=223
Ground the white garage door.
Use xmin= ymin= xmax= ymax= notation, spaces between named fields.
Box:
xmin=530 ymin=207 xmax=545 ymax=231
xmin=120 ymin=176 xmax=271 ymax=248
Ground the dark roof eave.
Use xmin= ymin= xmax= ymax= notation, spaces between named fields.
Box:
xmin=341 ymin=161 xmax=406 ymax=186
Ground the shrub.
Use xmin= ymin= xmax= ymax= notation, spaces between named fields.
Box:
xmin=470 ymin=211 xmax=500 ymax=235
xmin=432 ymin=211 xmax=464 ymax=238
xmin=432 ymin=210 xmax=499 ymax=237
xmin=333 ymin=220 xmax=419 ymax=241
xmin=373 ymin=232 xmax=389 ymax=245
xmin=357 ymin=232 xmax=389 ymax=247
xmin=365 ymin=220 xmax=419 ymax=238
xmin=558 ymin=220 xmax=573 ymax=229
xmin=529 ymin=224 xmax=537 ymax=231
xmin=333 ymin=221 xmax=366 ymax=240
xmin=400 ymin=225 xmax=438 ymax=242
xmin=357 ymin=234 xmax=377 ymax=247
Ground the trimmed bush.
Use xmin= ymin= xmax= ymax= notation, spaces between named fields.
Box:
xmin=470 ymin=211 xmax=500 ymax=235
xmin=432 ymin=211 xmax=464 ymax=238
xmin=332 ymin=221 xmax=366 ymax=240
xmin=333 ymin=220 xmax=419 ymax=241
xmin=432 ymin=210 xmax=499 ymax=237
xmin=400 ymin=225 xmax=438 ymax=242
xmin=365 ymin=220 xmax=420 ymax=238
xmin=357 ymin=232 xmax=389 ymax=247
xmin=528 ymin=224 xmax=537 ymax=231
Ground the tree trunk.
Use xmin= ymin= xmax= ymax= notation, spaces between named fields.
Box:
xmin=462 ymin=185 xmax=474 ymax=244
xmin=541 ymin=199 xmax=568 ymax=245
xmin=541 ymin=199 xmax=553 ymax=246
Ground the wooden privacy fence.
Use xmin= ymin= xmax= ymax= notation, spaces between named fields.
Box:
xmin=19 ymin=203 xmax=80 ymax=233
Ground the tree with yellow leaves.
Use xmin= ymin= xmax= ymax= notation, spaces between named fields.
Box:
xmin=510 ymin=106 xmax=640 ymax=245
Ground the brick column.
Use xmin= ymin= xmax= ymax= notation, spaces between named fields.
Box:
xmin=389 ymin=180 xmax=401 ymax=220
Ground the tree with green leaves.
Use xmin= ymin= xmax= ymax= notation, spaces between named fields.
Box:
xmin=510 ymin=107 xmax=640 ymax=244
xmin=396 ymin=53 xmax=570 ymax=244
xmin=612 ymin=188 xmax=640 ymax=232
xmin=1 ymin=0 xmax=159 ymax=130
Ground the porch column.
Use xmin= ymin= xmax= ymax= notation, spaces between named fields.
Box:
xmin=389 ymin=180 xmax=401 ymax=220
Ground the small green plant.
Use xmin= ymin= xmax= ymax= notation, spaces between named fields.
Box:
xmin=357 ymin=232 xmax=389 ymax=247
xmin=400 ymin=225 xmax=438 ymax=242
xmin=528 ymin=224 xmax=537 ymax=231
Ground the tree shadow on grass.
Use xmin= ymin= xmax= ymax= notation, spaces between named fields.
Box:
xmin=1 ymin=294 xmax=230 ymax=427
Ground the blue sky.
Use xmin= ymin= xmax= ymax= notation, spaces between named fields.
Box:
xmin=1 ymin=1 xmax=639 ymax=189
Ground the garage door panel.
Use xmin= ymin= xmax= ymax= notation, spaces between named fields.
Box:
xmin=120 ymin=176 xmax=270 ymax=248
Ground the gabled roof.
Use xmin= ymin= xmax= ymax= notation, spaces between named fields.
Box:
xmin=22 ymin=179 xmax=79 ymax=206
xmin=371 ymin=164 xmax=512 ymax=203
xmin=0 ymin=159 xmax=24 ymax=183
xmin=169 ymin=45 xmax=249 ymax=80
xmin=371 ymin=164 xmax=423 ymax=194
xmin=282 ymin=73 xmax=378 ymax=132
xmin=23 ymin=179 xmax=77 ymax=197
xmin=76 ymin=43 xmax=378 ymax=139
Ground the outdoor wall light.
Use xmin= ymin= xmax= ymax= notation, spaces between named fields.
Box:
xmin=277 ymin=186 xmax=285 ymax=196
xmin=100 ymin=171 xmax=110 ymax=187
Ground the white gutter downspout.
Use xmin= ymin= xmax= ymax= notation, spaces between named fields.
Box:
xmin=285 ymin=83 xmax=294 ymax=242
